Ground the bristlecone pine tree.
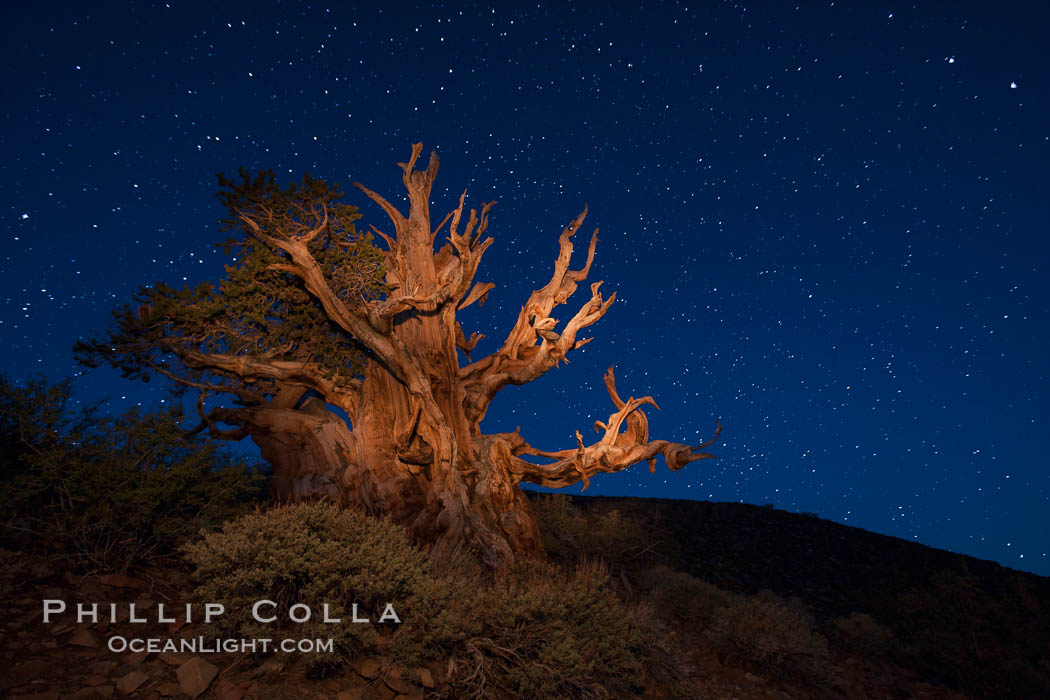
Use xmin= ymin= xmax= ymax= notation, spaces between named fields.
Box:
xmin=78 ymin=144 xmax=720 ymax=569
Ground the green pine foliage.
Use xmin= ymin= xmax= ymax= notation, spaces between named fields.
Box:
xmin=74 ymin=170 xmax=387 ymax=398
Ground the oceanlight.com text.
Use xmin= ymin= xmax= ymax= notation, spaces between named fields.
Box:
xmin=107 ymin=636 xmax=335 ymax=654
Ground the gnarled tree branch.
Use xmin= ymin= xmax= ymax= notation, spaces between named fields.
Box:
xmin=502 ymin=367 xmax=721 ymax=490
xmin=176 ymin=348 xmax=361 ymax=416
xmin=188 ymin=393 xmax=252 ymax=440
xmin=352 ymin=183 xmax=405 ymax=234
xmin=236 ymin=210 xmax=414 ymax=385
xmin=459 ymin=209 xmax=611 ymax=423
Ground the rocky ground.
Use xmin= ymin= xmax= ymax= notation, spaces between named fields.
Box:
xmin=2 ymin=496 xmax=1047 ymax=699
xmin=1 ymin=557 xmax=447 ymax=700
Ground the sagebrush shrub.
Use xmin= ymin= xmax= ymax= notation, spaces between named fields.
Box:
xmin=712 ymin=596 xmax=830 ymax=683
xmin=183 ymin=502 xmax=472 ymax=671
xmin=185 ymin=503 xmax=687 ymax=695
xmin=453 ymin=558 xmax=679 ymax=698
xmin=532 ymin=494 xmax=650 ymax=564
xmin=532 ymin=494 xmax=586 ymax=556
xmin=832 ymin=611 xmax=894 ymax=654
xmin=640 ymin=565 xmax=736 ymax=625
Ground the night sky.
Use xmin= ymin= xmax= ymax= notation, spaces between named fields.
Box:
xmin=3 ymin=2 xmax=1047 ymax=575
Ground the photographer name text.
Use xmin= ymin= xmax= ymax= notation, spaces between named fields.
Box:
xmin=42 ymin=599 xmax=400 ymax=625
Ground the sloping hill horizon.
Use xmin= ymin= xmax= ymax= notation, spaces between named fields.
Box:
xmin=533 ymin=491 xmax=1050 ymax=698
xmin=531 ymin=490 xmax=1048 ymax=579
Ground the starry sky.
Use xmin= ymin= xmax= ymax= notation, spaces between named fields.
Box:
xmin=2 ymin=2 xmax=1047 ymax=575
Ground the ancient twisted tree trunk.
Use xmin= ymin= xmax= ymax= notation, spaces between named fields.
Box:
xmin=196 ymin=145 xmax=719 ymax=569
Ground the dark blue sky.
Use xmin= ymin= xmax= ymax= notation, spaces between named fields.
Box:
xmin=3 ymin=2 xmax=1047 ymax=574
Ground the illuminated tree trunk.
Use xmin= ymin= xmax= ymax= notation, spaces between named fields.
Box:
xmin=191 ymin=145 xmax=719 ymax=569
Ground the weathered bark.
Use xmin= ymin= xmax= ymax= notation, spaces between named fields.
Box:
xmin=203 ymin=398 xmax=349 ymax=503
xmin=187 ymin=144 xmax=718 ymax=569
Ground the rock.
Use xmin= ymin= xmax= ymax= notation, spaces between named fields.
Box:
xmin=69 ymin=627 xmax=101 ymax=648
xmin=157 ymin=650 xmax=192 ymax=666
xmin=99 ymin=574 xmax=148 ymax=590
xmin=4 ymin=658 xmax=50 ymax=687
xmin=116 ymin=670 xmax=149 ymax=695
xmin=416 ymin=667 xmax=434 ymax=688
xmin=67 ymin=688 xmax=115 ymax=700
xmin=10 ymin=691 xmax=60 ymax=700
xmin=214 ymin=678 xmax=245 ymax=700
xmin=384 ymin=676 xmax=412 ymax=695
xmin=125 ymin=649 xmax=150 ymax=664
xmin=84 ymin=674 xmax=109 ymax=686
xmin=336 ymin=689 xmax=365 ymax=700
xmin=176 ymin=657 xmax=218 ymax=698
xmin=154 ymin=681 xmax=183 ymax=697
xmin=90 ymin=660 xmax=117 ymax=675
xmin=424 ymin=661 xmax=445 ymax=686
xmin=251 ymin=659 xmax=284 ymax=677
xmin=356 ymin=657 xmax=382 ymax=679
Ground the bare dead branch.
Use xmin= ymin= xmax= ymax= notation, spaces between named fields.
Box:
xmin=146 ymin=357 xmax=265 ymax=405
xmin=176 ymin=348 xmax=360 ymax=414
xmin=458 ymin=216 xmax=614 ymax=424
xmin=194 ymin=394 xmax=251 ymax=440
xmin=502 ymin=367 xmax=720 ymax=489
xmin=458 ymin=281 xmax=495 ymax=311
xmin=455 ymin=322 xmax=485 ymax=361
xmin=352 ymin=182 xmax=405 ymax=231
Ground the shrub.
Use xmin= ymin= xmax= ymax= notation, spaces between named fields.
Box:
xmin=453 ymin=558 xmax=682 ymax=699
xmin=639 ymin=565 xmax=736 ymax=625
xmin=185 ymin=502 xmax=688 ymax=695
xmin=832 ymin=611 xmax=894 ymax=655
xmin=532 ymin=494 xmax=587 ymax=556
xmin=712 ymin=596 xmax=830 ymax=683
xmin=0 ymin=375 xmax=264 ymax=573
xmin=591 ymin=507 xmax=652 ymax=561
xmin=532 ymin=494 xmax=651 ymax=565
xmin=183 ymin=502 xmax=474 ymax=673
xmin=753 ymin=588 xmax=817 ymax=628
